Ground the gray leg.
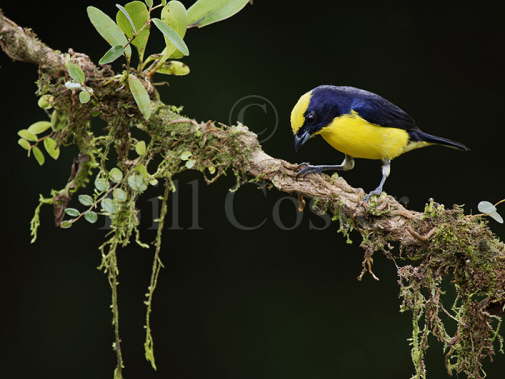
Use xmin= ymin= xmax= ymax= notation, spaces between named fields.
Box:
xmin=364 ymin=159 xmax=391 ymax=201
xmin=297 ymin=155 xmax=355 ymax=177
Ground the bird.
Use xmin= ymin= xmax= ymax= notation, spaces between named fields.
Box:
xmin=290 ymin=85 xmax=469 ymax=200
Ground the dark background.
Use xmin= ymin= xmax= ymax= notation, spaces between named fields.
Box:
xmin=4 ymin=2 xmax=505 ymax=378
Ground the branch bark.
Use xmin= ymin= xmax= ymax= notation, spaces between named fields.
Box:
xmin=0 ymin=10 xmax=65 ymax=73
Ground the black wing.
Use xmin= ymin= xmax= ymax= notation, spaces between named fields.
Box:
xmin=348 ymin=89 xmax=417 ymax=131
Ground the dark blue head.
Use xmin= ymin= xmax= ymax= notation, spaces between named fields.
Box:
xmin=291 ymin=85 xmax=353 ymax=151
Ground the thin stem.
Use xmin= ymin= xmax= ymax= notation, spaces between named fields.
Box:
xmin=144 ymin=179 xmax=169 ymax=370
xmin=110 ymin=252 xmax=124 ymax=378
xmin=99 ymin=239 xmax=124 ymax=379
xmin=122 ymin=19 xmax=151 ymax=70
xmin=149 ymin=3 xmax=164 ymax=12
xmin=471 ymin=198 xmax=505 ymax=220
xmin=494 ymin=198 xmax=505 ymax=207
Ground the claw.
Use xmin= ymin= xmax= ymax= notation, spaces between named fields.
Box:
xmin=364 ymin=188 xmax=383 ymax=202
xmin=296 ymin=165 xmax=323 ymax=178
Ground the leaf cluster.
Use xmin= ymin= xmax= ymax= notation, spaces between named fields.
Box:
xmin=21 ymin=4 xmax=252 ymax=378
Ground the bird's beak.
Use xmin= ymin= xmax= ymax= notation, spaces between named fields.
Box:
xmin=294 ymin=131 xmax=310 ymax=152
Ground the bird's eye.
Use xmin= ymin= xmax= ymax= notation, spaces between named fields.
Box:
xmin=305 ymin=111 xmax=316 ymax=122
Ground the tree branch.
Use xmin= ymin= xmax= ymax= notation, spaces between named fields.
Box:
xmin=0 ymin=10 xmax=65 ymax=73
xmin=2 ymin=10 xmax=504 ymax=378
xmin=0 ymin=11 xmax=423 ymax=241
xmin=2 ymin=7 xmax=503 ymax=307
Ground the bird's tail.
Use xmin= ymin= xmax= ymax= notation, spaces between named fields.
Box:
xmin=408 ymin=129 xmax=470 ymax=151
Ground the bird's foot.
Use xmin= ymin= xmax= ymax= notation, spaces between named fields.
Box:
xmin=364 ymin=188 xmax=383 ymax=202
xmin=296 ymin=163 xmax=324 ymax=177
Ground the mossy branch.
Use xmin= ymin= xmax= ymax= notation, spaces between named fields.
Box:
xmin=2 ymin=11 xmax=503 ymax=379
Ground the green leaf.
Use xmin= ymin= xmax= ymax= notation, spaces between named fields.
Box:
xmin=152 ymin=18 xmax=189 ymax=56
xmin=134 ymin=164 xmax=150 ymax=178
xmin=99 ymin=45 xmax=125 ymax=65
xmin=160 ymin=1 xmax=188 ymax=58
xmin=487 ymin=211 xmax=504 ymax=224
xmin=113 ymin=188 xmax=128 ymax=202
xmin=135 ymin=140 xmax=147 ymax=155
xmin=43 ymin=137 xmax=60 ymax=160
xmin=116 ymin=1 xmax=150 ymax=61
xmin=18 ymin=129 xmax=38 ymax=142
xmin=95 ymin=177 xmax=110 ymax=192
xmin=32 ymin=146 xmax=45 ymax=166
xmin=145 ymin=0 xmax=153 ymax=8
xmin=66 ymin=61 xmax=85 ymax=84
xmin=84 ymin=211 xmax=98 ymax=224
xmin=50 ymin=110 xmax=61 ymax=131
xmin=116 ymin=4 xmax=137 ymax=33
xmin=162 ymin=1 xmax=187 ymax=35
xmin=179 ymin=151 xmax=192 ymax=160
xmin=185 ymin=159 xmax=195 ymax=169
xmin=128 ymin=173 xmax=148 ymax=192
xmin=478 ymin=201 xmax=496 ymax=215
xmin=109 ymin=167 xmax=124 ymax=183
xmin=87 ymin=6 xmax=132 ymax=60
xmin=156 ymin=60 xmax=190 ymax=76
xmin=65 ymin=208 xmax=80 ymax=217
xmin=60 ymin=220 xmax=73 ymax=229
xmin=187 ymin=0 xmax=249 ymax=28
xmin=79 ymin=90 xmax=91 ymax=104
xmin=128 ymin=74 xmax=152 ymax=120
xmin=37 ymin=95 xmax=54 ymax=109
xmin=101 ymin=198 xmax=117 ymax=214
xmin=18 ymin=138 xmax=31 ymax=151
xmin=478 ymin=200 xmax=503 ymax=223
xmin=28 ymin=121 xmax=52 ymax=135
xmin=78 ymin=194 xmax=94 ymax=207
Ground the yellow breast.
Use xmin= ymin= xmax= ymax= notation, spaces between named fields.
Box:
xmin=318 ymin=112 xmax=410 ymax=160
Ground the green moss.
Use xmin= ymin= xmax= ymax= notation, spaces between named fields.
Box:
xmin=365 ymin=193 xmax=391 ymax=217
xmin=397 ymin=201 xmax=505 ymax=378
xmin=29 ymin=194 xmax=53 ymax=243
xmin=30 ymin=70 xmax=261 ymax=377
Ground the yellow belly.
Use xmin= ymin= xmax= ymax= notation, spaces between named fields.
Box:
xmin=319 ymin=112 xmax=410 ymax=160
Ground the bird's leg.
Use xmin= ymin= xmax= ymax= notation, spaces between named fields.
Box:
xmin=364 ymin=159 xmax=391 ymax=201
xmin=297 ymin=155 xmax=355 ymax=177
